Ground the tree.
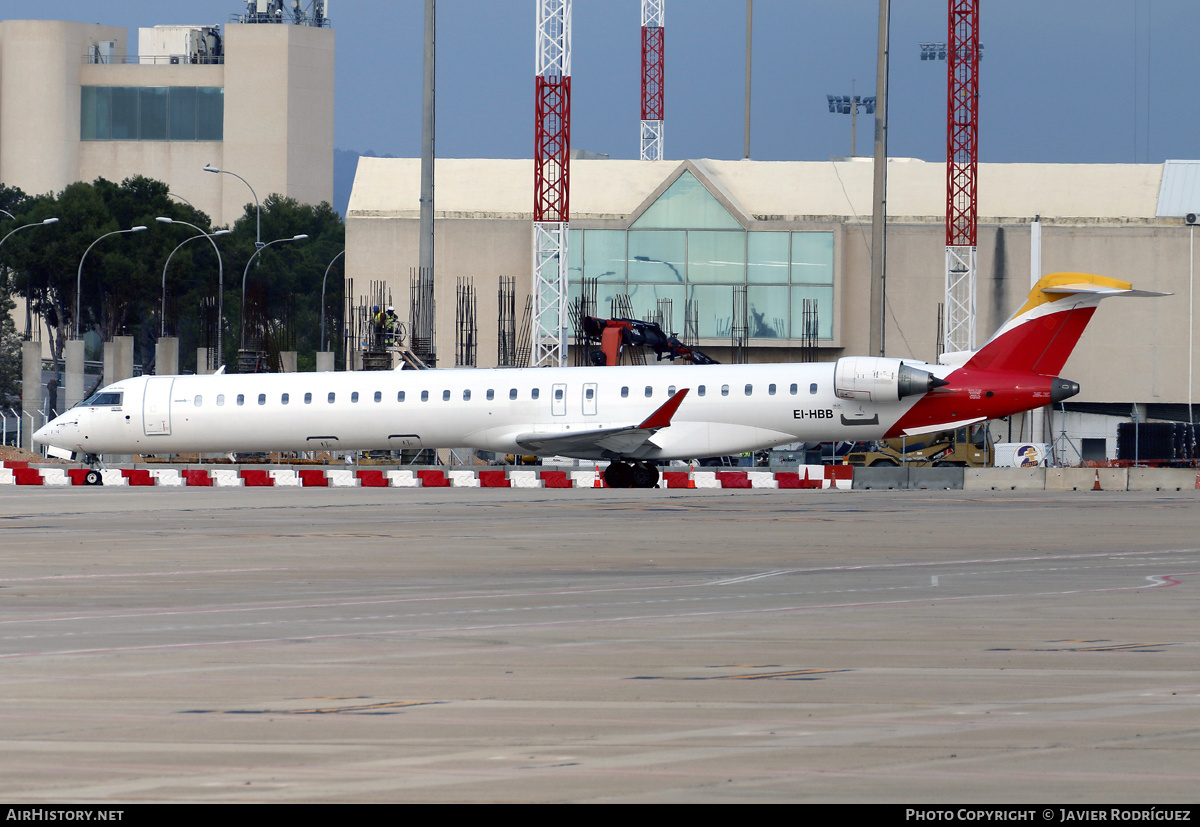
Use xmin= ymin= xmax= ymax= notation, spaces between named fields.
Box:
xmin=1 ymin=176 xmax=215 ymax=370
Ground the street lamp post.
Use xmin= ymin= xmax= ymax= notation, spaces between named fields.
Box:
xmin=204 ymin=164 xmax=262 ymax=248
xmin=0 ymin=217 xmax=59 ymax=340
xmin=826 ymin=90 xmax=876 ymax=158
xmin=156 ymin=222 xmax=231 ymax=337
xmin=240 ymin=234 xmax=308 ymax=349
xmin=75 ymin=225 xmax=147 ymax=340
xmin=156 ymin=217 xmax=230 ymax=366
xmin=320 ymin=249 xmax=346 ymax=353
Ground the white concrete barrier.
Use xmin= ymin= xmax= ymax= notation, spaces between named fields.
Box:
xmin=210 ymin=469 xmax=243 ymax=487
xmin=99 ymin=469 xmax=127 ymax=487
xmin=747 ymin=471 xmax=778 ymax=489
xmin=0 ymin=468 xmax=14 ymax=485
xmin=268 ymin=469 xmax=301 ymax=487
xmin=570 ymin=469 xmax=601 ymax=488
xmin=1127 ymin=468 xmax=1199 ymax=491
xmin=509 ymin=470 xmax=543 ymax=488
xmin=41 ymin=468 xmax=71 ymax=486
xmin=692 ymin=471 xmax=720 ymax=489
xmin=449 ymin=469 xmax=481 ymax=487
xmin=150 ymin=469 xmax=184 ymax=486
xmin=387 ymin=470 xmax=421 ymax=487
xmin=1046 ymin=467 xmax=1127 ymax=491
xmin=963 ymin=468 xmax=1046 ymax=490
xmin=325 ymin=469 xmax=360 ymax=487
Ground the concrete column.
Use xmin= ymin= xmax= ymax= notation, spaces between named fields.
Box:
xmin=103 ymin=336 xmax=134 ymax=386
xmin=155 ymin=337 xmax=179 ymax=377
xmin=64 ymin=339 xmax=85 ymax=408
xmin=21 ymin=340 xmax=41 ymax=451
xmin=196 ymin=347 xmax=214 ymax=375
xmin=279 ymin=351 xmax=298 ymax=372
xmin=315 ymin=351 xmax=335 ymax=372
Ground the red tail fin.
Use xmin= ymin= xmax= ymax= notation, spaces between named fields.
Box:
xmin=964 ymin=273 xmax=1132 ymax=376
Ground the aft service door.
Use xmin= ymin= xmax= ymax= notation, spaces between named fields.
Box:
xmin=551 ymin=383 xmax=567 ymax=416
xmin=143 ymin=377 xmax=173 ymax=435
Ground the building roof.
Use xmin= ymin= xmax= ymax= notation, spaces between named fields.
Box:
xmin=348 ymin=156 xmax=1174 ymax=223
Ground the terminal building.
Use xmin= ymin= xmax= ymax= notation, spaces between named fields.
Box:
xmin=0 ymin=16 xmax=334 ymax=228
xmin=348 ymin=156 xmax=1200 ymax=460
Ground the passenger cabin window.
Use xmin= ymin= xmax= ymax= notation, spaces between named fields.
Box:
xmin=585 ymin=387 xmax=594 ymax=400
xmin=768 ymin=384 xmax=776 ymax=396
xmin=328 ymin=392 xmax=336 ymax=403
xmin=281 ymin=393 xmax=289 ymax=405
xmin=305 ymin=392 xmax=313 ymax=404
xmin=810 ymin=383 xmax=818 ymax=394
xmin=257 ymin=393 xmax=266 ymax=405
xmin=509 ymin=388 xmax=517 ymax=400
xmin=531 ymin=388 xmax=540 ymax=400
xmin=621 ymin=386 xmax=629 ymax=398
xmin=236 ymin=394 xmax=245 ymax=406
xmin=487 ymin=389 xmax=495 ymax=401
xmin=645 ymin=386 xmax=653 ymax=398
xmin=443 ymin=390 xmax=451 ymax=401
xmin=790 ymin=383 xmax=798 ymax=395
xmin=421 ymin=391 xmax=429 ymax=402
xmin=721 ymin=385 xmax=730 ymax=397
xmin=745 ymin=384 xmax=753 ymax=396
xmin=397 ymin=391 xmax=405 ymax=402
xmin=463 ymin=390 xmax=471 ymax=401
xmin=698 ymin=385 xmax=706 ymax=397
xmin=554 ymin=388 xmax=563 ymax=400
xmin=216 ymin=394 xmax=225 ymax=406
xmin=351 ymin=392 xmax=359 ymax=403
xmin=194 ymin=395 xmax=202 ymax=407
xmin=668 ymin=385 xmax=676 ymax=396
xmin=374 ymin=391 xmax=382 ymax=403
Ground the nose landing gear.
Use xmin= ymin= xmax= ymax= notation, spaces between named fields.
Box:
xmin=602 ymin=460 xmax=660 ymax=489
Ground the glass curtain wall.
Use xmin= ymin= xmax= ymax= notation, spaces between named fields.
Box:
xmin=81 ymin=86 xmax=224 ymax=141
xmin=568 ymin=171 xmax=834 ymax=339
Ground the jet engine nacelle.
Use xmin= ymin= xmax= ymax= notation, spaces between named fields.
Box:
xmin=833 ymin=356 xmax=945 ymax=403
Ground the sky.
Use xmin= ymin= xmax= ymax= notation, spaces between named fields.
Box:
xmin=2 ymin=0 xmax=1198 ymax=165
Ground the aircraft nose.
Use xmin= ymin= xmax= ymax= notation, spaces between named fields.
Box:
xmin=32 ymin=422 xmax=52 ymax=446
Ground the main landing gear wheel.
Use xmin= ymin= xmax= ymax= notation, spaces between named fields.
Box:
xmin=84 ymin=469 xmax=102 ymax=486
xmin=602 ymin=461 xmax=660 ymax=489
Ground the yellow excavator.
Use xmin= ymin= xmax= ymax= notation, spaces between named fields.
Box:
xmin=844 ymin=423 xmax=994 ymax=468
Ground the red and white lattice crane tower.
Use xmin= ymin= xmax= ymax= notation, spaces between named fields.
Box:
xmin=533 ymin=0 xmax=572 ymax=367
xmin=640 ymin=0 xmax=665 ymax=161
xmin=944 ymin=0 xmax=980 ymax=354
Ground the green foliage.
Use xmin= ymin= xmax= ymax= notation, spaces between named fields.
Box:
xmin=1 ymin=175 xmax=344 ymax=373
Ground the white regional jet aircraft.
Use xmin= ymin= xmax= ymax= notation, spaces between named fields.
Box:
xmin=35 ymin=273 xmax=1150 ymax=488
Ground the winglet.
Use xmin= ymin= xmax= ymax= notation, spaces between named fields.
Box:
xmin=637 ymin=388 xmax=689 ymax=430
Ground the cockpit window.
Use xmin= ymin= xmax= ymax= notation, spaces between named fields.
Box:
xmin=84 ymin=392 xmax=122 ymax=407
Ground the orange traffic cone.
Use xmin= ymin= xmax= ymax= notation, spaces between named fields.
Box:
xmin=1092 ymin=468 xmax=1102 ymax=491
xmin=687 ymin=463 xmax=696 ymax=488
xmin=593 ymin=463 xmax=604 ymax=488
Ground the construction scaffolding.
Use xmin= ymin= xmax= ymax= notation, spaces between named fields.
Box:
xmin=409 ymin=266 xmax=436 ymax=367
xmin=730 ymin=284 xmax=748 ymax=364
xmin=568 ymin=276 xmax=598 ymax=366
xmin=237 ymin=284 xmax=294 ymax=373
xmin=800 ymin=297 xmax=819 ymax=363
xmin=497 ymin=275 xmax=519 ymax=367
xmin=455 ymin=277 xmax=477 ymax=367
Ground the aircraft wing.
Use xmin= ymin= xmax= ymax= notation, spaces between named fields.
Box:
xmin=514 ymin=388 xmax=689 ymax=457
